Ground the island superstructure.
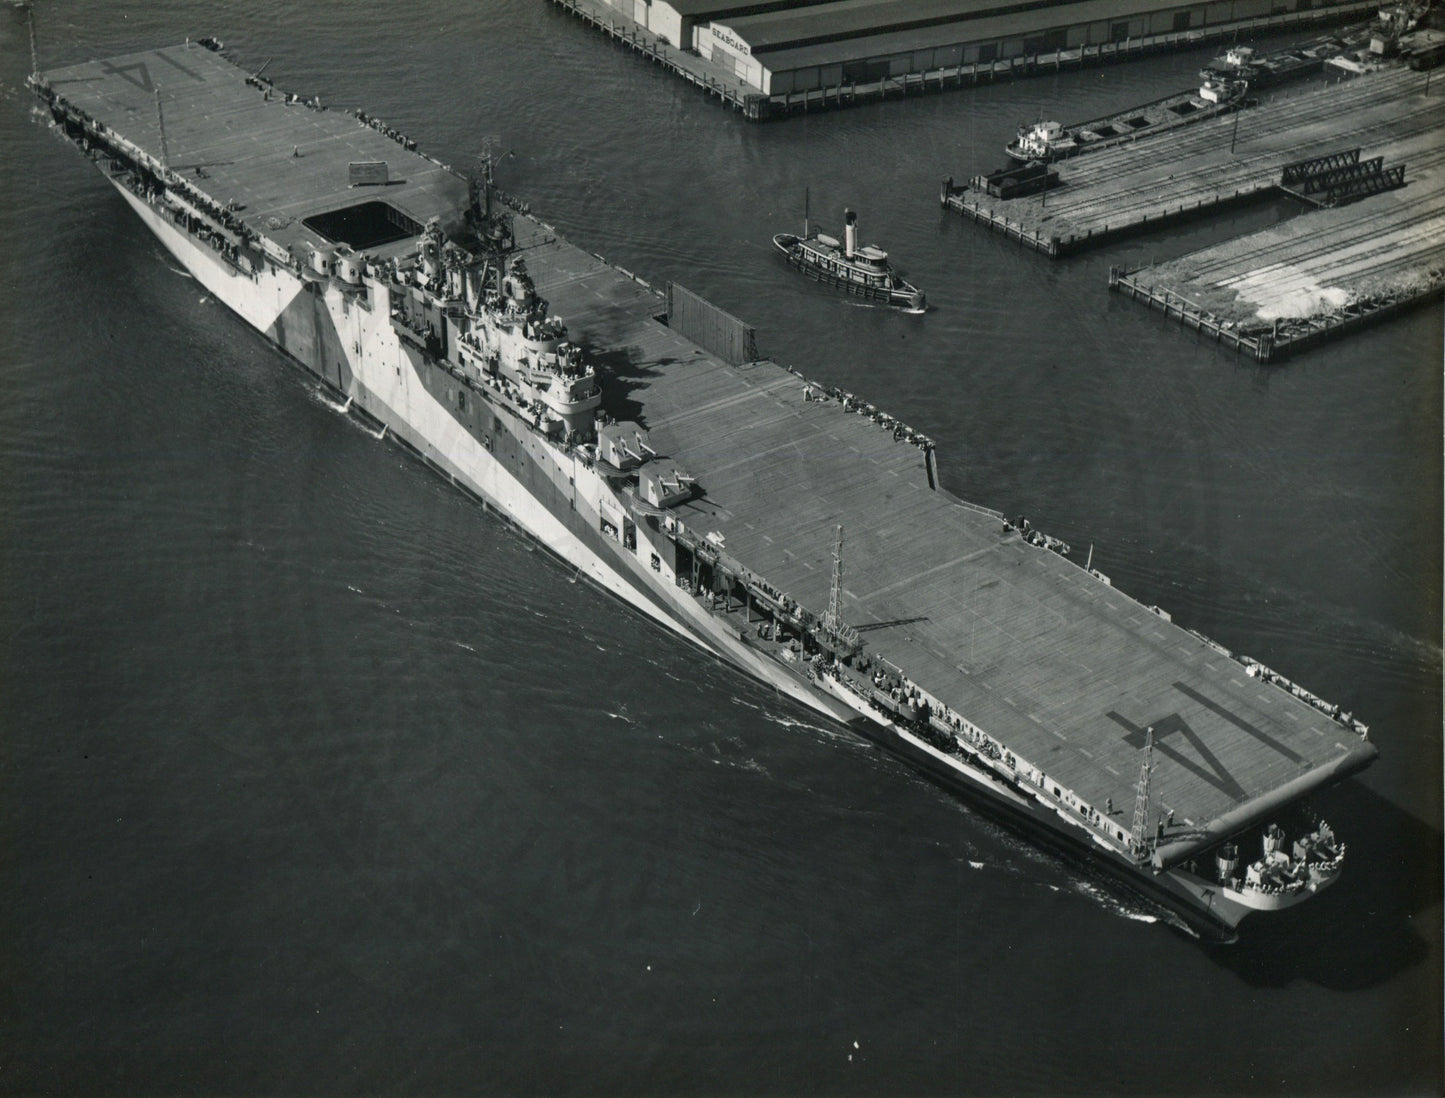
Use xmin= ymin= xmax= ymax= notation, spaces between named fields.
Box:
xmin=31 ymin=42 xmax=1378 ymax=938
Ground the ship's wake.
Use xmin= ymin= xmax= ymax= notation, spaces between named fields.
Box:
xmin=714 ymin=687 xmax=1206 ymax=936
xmin=727 ymin=693 xmax=856 ymax=746
xmin=1069 ymin=879 xmax=1165 ymax=926
xmin=315 ymin=390 xmax=353 ymax=415
xmin=940 ymin=800 xmax=1194 ymax=933
xmin=675 ymin=735 xmax=772 ymax=778
xmin=1054 ymin=863 xmax=1202 ymax=936
xmin=309 ymin=387 xmax=387 ymax=439
xmin=149 ymin=244 xmax=192 ymax=278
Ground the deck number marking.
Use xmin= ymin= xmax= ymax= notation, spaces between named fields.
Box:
xmin=1105 ymin=710 xmax=1246 ymax=800
xmin=1171 ymin=682 xmax=1305 ymax=763
xmin=1106 ymin=682 xmax=1307 ymax=801
xmin=100 ymin=60 xmax=155 ymax=93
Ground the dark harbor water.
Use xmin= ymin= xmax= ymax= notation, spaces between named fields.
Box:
xmin=2 ymin=2 xmax=1440 ymax=1094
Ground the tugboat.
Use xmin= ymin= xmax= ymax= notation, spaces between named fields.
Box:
xmin=1005 ymin=77 xmax=1249 ymax=162
xmin=773 ymin=200 xmax=925 ymax=313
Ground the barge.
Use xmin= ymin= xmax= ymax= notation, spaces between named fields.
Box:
xmin=31 ymin=43 xmax=1378 ymax=940
xmin=1006 ymin=78 xmax=1249 ymax=162
xmin=1200 ymin=42 xmax=1333 ymax=86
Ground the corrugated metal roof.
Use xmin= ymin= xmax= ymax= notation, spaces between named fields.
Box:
xmin=749 ymin=0 xmax=1196 ymax=71
xmin=718 ymin=0 xmax=1110 ymax=52
xmin=660 ymin=0 xmax=832 ymax=18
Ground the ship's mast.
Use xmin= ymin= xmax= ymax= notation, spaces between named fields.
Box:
xmin=1131 ymin=726 xmax=1155 ymax=857
xmin=804 ymin=186 xmax=810 ymax=240
xmin=825 ymin=524 xmax=844 ymax=632
xmin=26 ymin=2 xmax=40 ymax=81
xmin=474 ymin=138 xmax=515 ymax=266
xmin=819 ymin=523 xmax=863 ymax=655
xmin=155 ymin=88 xmax=170 ymax=172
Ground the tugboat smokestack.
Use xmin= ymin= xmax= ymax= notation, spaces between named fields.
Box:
xmin=844 ymin=208 xmax=857 ymax=259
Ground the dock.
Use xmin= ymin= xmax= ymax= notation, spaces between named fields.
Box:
xmin=944 ymin=65 xmax=1443 ymax=359
xmin=546 ymin=0 xmax=761 ymax=116
xmin=944 ymin=67 xmax=1440 ymax=255
xmin=1108 ymin=104 xmax=1445 ymax=361
xmin=548 ymin=0 xmax=1378 ymax=122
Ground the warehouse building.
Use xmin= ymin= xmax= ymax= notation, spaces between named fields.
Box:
xmin=599 ymin=0 xmax=832 ymax=50
xmin=587 ymin=0 xmax=1375 ymax=93
xmin=699 ymin=0 xmax=1375 ymax=92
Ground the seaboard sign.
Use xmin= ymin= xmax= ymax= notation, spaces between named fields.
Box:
xmin=709 ymin=23 xmax=750 ymax=56
xmin=348 ymin=160 xmax=389 ymax=186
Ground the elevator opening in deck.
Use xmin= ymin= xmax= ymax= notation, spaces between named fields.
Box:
xmin=303 ymin=200 xmax=421 ymax=249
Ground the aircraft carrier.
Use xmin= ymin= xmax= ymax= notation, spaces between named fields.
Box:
xmin=31 ymin=41 xmax=1379 ymax=939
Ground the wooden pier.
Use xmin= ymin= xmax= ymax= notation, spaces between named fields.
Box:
xmin=1105 ymin=69 xmax=1443 ymax=361
xmin=945 ymin=67 xmax=1439 ymax=255
xmin=945 ymin=65 xmax=1443 ymax=360
xmin=1109 ymin=269 xmax=1278 ymax=361
xmin=547 ymin=0 xmax=761 ymax=116
xmin=1109 ymin=125 xmax=1445 ymax=363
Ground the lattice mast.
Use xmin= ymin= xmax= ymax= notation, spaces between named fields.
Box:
xmin=1131 ymin=726 xmax=1155 ymax=857
xmin=155 ymin=88 xmax=170 ymax=171
xmin=826 ymin=524 xmax=845 ymax=631
xmin=26 ymin=2 xmax=40 ymax=81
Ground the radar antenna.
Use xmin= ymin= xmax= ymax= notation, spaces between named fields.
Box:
xmin=471 ymin=138 xmax=515 ymax=257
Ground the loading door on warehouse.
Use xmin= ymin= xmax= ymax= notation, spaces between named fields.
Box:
xmin=710 ymin=46 xmax=745 ymax=78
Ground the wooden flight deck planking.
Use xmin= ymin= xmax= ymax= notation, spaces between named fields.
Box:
xmin=516 ymin=232 xmax=1365 ymax=837
xmin=43 ymin=44 xmax=468 ymax=260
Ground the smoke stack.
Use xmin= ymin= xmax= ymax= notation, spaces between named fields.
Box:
xmin=844 ymin=208 xmax=857 ymax=259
